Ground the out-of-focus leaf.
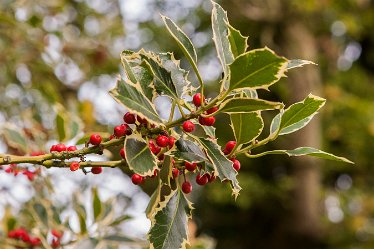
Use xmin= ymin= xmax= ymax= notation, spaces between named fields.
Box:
xmin=32 ymin=203 xmax=48 ymax=226
xmin=2 ymin=124 xmax=28 ymax=153
xmin=73 ymin=238 xmax=99 ymax=249
xmin=108 ymin=215 xmax=131 ymax=227
xmin=92 ymin=188 xmax=102 ymax=221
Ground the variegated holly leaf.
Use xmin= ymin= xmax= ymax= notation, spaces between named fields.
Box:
xmin=191 ymin=122 xmax=216 ymax=139
xmin=146 ymin=182 xmax=162 ymax=220
xmin=220 ymin=97 xmax=284 ymax=113
xmin=170 ymin=138 xmax=209 ymax=163
xmin=124 ymin=135 xmax=158 ymax=176
xmin=149 ymin=189 xmax=193 ymax=249
xmin=228 ymin=47 xmax=288 ymax=91
xmin=228 ymin=24 xmax=248 ymax=58
xmin=211 ymin=1 xmax=234 ymax=79
xmin=273 ymin=94 xmax=326 ymax=135
xmin=230 ymin=112 xmax=264 ymax=145
xmin=121 ymin=50 xmax=139 ymax=83
xmin=109 ymin=78 xmax=163 ymax=126
xmin=198 ymin=138 xmax=241 ymax=197
xmin=250 ymin=147 xmax=353 ymax=164
xmin=287 ymin=59 xmax=316 ymax=69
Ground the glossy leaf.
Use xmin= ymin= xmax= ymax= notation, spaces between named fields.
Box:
xmin=220 ymin=97 xmax=284 ymax=113
xmin=146 ymin=182 xmax=162 ymax=220
xmin=125 ymin=135 xmax=158 ymax=176
xmin=198 ymin=138 xmax=241 ymax=197
xmin=229 ymin=48 xmax=288 ymax=91
xmin=278 ymin=94 xmax=325 ymax=135
xmin=121 ymin=50 xmax=138 ymax=83
xmin=251 ymin=147 xmax=353 ymax=164
xmin=133 ymin=65 xmax=156 ymax=101
xmin=149 ymin=190 xmax=192 ymax=249
xmin=211 ymin=1 xmax=234 ymax=78
xmin=170 ymin=138 xmax=209 ymax=163
xmin=109 ymin=78 xmax=163 ymax=125
xmin=192 ymin=122 xmax=216 ymax=139
xmin=228 ymin=24 xmax=248 ymax=58
xmin=231 ymin=112 xmax=264 ymax=145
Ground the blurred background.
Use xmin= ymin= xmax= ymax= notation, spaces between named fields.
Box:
xmin=0 ymin=0 xmax=373 ymax=248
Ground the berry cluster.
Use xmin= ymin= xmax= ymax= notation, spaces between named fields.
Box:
xmin=3 ymin=164 xmax=39 ymax=181
xmin=8 ymin=228 xmax=41 ymax=247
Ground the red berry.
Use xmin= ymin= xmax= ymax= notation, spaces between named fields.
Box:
xmin=184 ymin=162 xmax=197 ymax=172
xmin=22 ymin=170 xmax=35 ymax=181
xmin=225 ymin=141 xmax=236 ymax=153
xmin=156 ymin=135 xmax=169 ymax=147
xmin=70 ymin=162 xmax=80 ymax=171
xmin=30 ymin=151 xmax=45 ymax=156
xmin=30 ymin=237 xmax=41 ymax=246
xmin=131 ymin=174 xmax=144 ymax=185
xmin=149 ymin=140 xmax=161 ymax=155
xmin=114 ymin=124 xmax=127 ymax=137
xmin=193 ymin=93 xmax=203 ymax=107
xmin=51 ymin=238 xmax=60 ymax=248
xmin=172 ymin=168 xmax=179 ymax=178
xmin=168 ymin=136 xmax=176 ymax=148
xmin=51 ymin=229 xmax=63 ymax=239
xmin=137 ymin=116 xmax=148 ymax=125
xmin=50 ymin=145 xmax=57 ymax=152
xmin=198 ymin=116 xmax=206 ymax=125
xmin=182 ymin=121 xmax=195 ymax=133
xmin=202 ymin=116 xmax=215 ymax=126
xmin=231 ymin=158 xmax=241 ymax=171
xmin=123 ymin=112 xmax=136 ymax=124
xmin=89 ymin=134 xmax=102 ymax=145
xmin=67 ymin=145 xmax=77 ymax=151
xmin=120 ymin=148 xmax=126 ymax=159
xmin=91 ymin=167 xmax=103 ymax=174
xmin=182 ymin=181 xmax=192 ymax=194
xmin=196 ymin=174 xmax=209 ymax=185
xmin=207 ymin=106 xmax=219 ymax=114
xmin=55 ymin=143 xmax=66 ymax=152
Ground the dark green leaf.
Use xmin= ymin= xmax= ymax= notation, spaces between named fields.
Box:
xmin=149 ymin=190 xmax=192 ymax=249
xmin=278 ymin=94 xmax=325 ymax=135
xmin=125 ymin=135 xmax=158 ymax=176
xmin=231 ymin=112 xmax=264 ymax=145
xmin=109 ymin=78 xmax=163 ymax=126
xmin=229 ymin=48 xmax=288 ymax=91
xmin=220 ymin=98 xmax=284 ymax=113
xmin=198 ymin=138 xmax=241 ymax=197
xmin=191 ymin=122 xmax=216 ymax=139
xmin=171 ymin=139 xmax=209 ymax=163
xmin=146 ymin=182 xmax=162 ymax=220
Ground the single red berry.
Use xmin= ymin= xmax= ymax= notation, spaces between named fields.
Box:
xmin=193 ymin=93 xmax=203 ymax=107
xmin=172 ymin=168 xmax=179 ymax=178
xmin=168 ymin=136 xmax=176 ymax=148
xmin=51 ymin=229 xmax=63 ymax=239
xmin=50 ymin=144 xmax=57 ymax=152
xmin=120 ymin=148 xmax=126 ymax=159
xmin=182 ymin=181 xmax=192 ymax=194
xmin=137 ymin=116 xmax=148 ymax=125
xmin=30 ymin=237 xmax=41 ymax=246
xmin=114 ymin=124 xmax=127 ymax=137
xmin=198 ymin=116 xmax=206 ymax=125
xmin=123 ymin=112 xmax=136 ymax=124
xmin=156 ymin=135 xmax=169 ymax=147
xmin=70 ymin=162 xmax=80 ymax=171
xmin=89 ymin=134 xmax=102 ymax=145
xmin=55 ymin=143 xmax=67 ymax=152
xmin=182 ymin=121 xmax=195 ymax=133
xmin=91 ymin=167 xmax=103 ymax=174
xmin=202 ymin=116 xmax=215 ymax=126
xmin=184 ymin=162 xmax=197 ymax=172
xmin=231 ymin=158 xmax=241 ymax=171
xmin=67 ymin=145 xmax=77 ymax=151
xmin=196 ymin=174 xmax=209 ymax=185
xmin=225 ymin=141 xmax=236 ymax=153
xmin=149 ymin=140 xmax=161 ymax=155
xmin=206 ymin=106 xmax=219 ymax=114
xmin=131 ymin=174 xmax=144 ymax=185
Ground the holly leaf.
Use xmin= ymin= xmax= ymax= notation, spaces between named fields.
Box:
xmin=211 ymin=1 xmax=234 ymax=79
xmin=198 ymin=138 xmax=241 ymax=197
xmin=276 ymin=94 xmax=325 ymax=135
xmin=149 ymin=190 xmax=193 ymax=249
xmin=146 ymin=182 xmax=162 ymax=220
xmin=287 ymin=59 xmax=316 ymax=69
xmin=1 ymin=124 xmax=28 ymax=154
xmin=92 ymin=188 xmax=102 ymax=221
xmin=54 ymin=104 xmax=83 ymax=142
xmin=228 ymin=24 xmax=248 ymax=58
xmin=229 ymin=47 xmax=288 ymax=91
xmin=170 ymin=139 xmax=209 ymax=163
xmin=230 ymin=112 xmax=264 ymax=145
xmin=251 ymin=147 xmax=354 ymax=164
xmin=124 ymin=135 xmax=158 ymax=176
xmin=109 ymin=78 xmax=163 ymax=126
xmin=220 ymin=97 xmax=284 ymax=113
xmin=121 ymin=50 xmax=138 ymax=83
